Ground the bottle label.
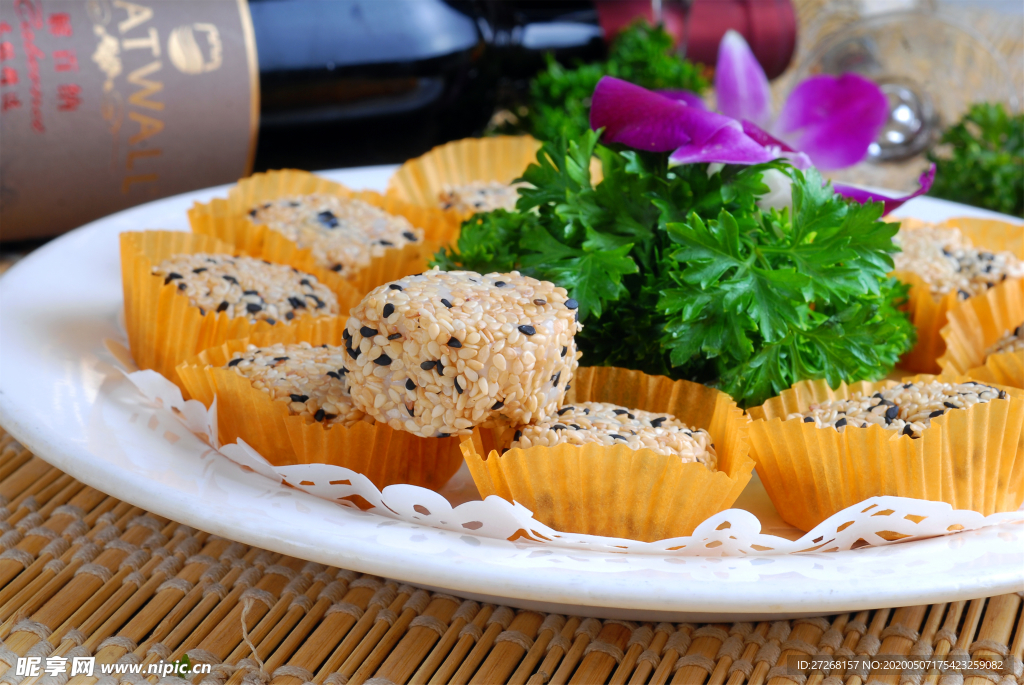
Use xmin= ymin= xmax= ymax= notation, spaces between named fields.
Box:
xmin=0 ymin=0 xmax=258 ymax=239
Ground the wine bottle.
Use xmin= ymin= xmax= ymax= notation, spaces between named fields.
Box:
xmin=0 ymin=0 xmax=795 ymax=241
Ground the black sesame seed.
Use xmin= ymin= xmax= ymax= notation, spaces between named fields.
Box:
xmin=273 ymin=356 xmax=289 ymax=362
xmin=518 ymin=325 xmax=536 ymax=336
xmin=420 ymin=361 xmax=437 ymax=371
xmin=561 ymin=346 xmax=567 ymax=357
xmin=454 ymin=378 xmax=463 ymax=394
xmin=492 ymin=400 xmax=504 ymax=410
xmin=227 ymin=358 xmax=243 ymax=367
xmin=323 ymin=414 xmax=337 ymax=421
xmin=300 ymin=278 xmax=311 ymax=287
xmin=534 ymin=299 xmax=546 ymax=306
xmin=389 ymin=284 xmax=403 ymax=291
xmin=217 ymin=301 xmax=229 ymax=313
xmin=613 ymin=409 xmax=628 ymax=415
xmin=495 ymin=281 xmax=506 ymax=287
xmin=903 ymin=383 xmax=913 ymax=389
xmin=407 ymin=405 xmax=415 ymax=417
xmin=163 ymin=272 xmax=183 ymax=285
xmin=929 ymin=409 xmax=944 ymax=418
xmin=565 ymin=384 xmax=570 ymax=391
xmin=290 ymin=394 xmax=309 ymax=403
xmin=436 ymin=360 xmax=444 ymax=375
xmin=288 ymin=297 xmax=306 ymax=309
xmin=835 ymin=417 xmax=847 ymax=428
xmin=248 ymin=209 xmax=257 ymax=218
xmin=266 ymin=318 xmax=276 ymax=325
xmin=222 ymin=275 xmax=238 ymax=284
xmin=360 ymin=326 xmax=378 ymax=338
xmin=343 ymin=328 xmax=351 ymax=340
xmin=243 ymin=289 xmax=259 ymax=295
xmin=627 ymin=413 xmax=635 ymax=420
xmin=803 ymin=416 xmax=815 ymax=423
xmin=309 ymin=295 xmax=326 ymax=309
xmin=440 ymin=298 xmax=453 ymax=309
xmin=246 ymin=303 xmax=262 ymax=314
xmin=338 ymin=368 xmax=348 ymax=375
xmin=402 ymin=231 xmax=417 ymax=242
xmin=552 ymin=424 xmax=566 ymax=431
xmin=178 ymin=282 xmax=187 ymax=291
xmin=346 ymin=343 xmax=359 ymax=360
xmin=998 ymin=390 xmax=1007 ymax=400
xmin=388 ymin=333 xmax=402 ymax=340
xmin=650 ymin=417 xmax=666 ymax=428
xmin=317 ymin=210 xmax=338 ymax=228
xmin=582 ymin=408 xmax=589 ymax=414
xmin=437 ymin=433 xmax=450 ymax=438
xmin=285 ymin=311 xmax=294 ymax=320
xmin=378 ymin=240 xmax=394 ymax=247
xmin=330 ymin=264 xmax=343 ymax=272
xmin=514 ymin=430 xmax=522 ymax=442
xmin=885 ymin=406 xmax=899 ymax=420
xmin=192 ymin=267 xmax=207 ymax=274
xmin=373 ymin=353 xmax=392 ymax=366
xmin=314 ymin=409 xmax=326 ymax=421
xmin=199 ymin=308 xmax=206 ymax=316
xmin=382 ymin=303 xmax=395 ymax=318
xmin=406 ymin=379 xmax=416 ymax=391
xmin=943 ymin=402 xmax=957 ymax=408
xmin=957 ymin=289 xmax=970 ymax=300
xmin=571 ymin=424 xmax=581 ymax=430
xmin=447 ymin=337 xmax=462 ymax=348
xmin=611 ymin=434 xmax=626 ymax=441
xmin=565 ymin=298 xmax=579 ymax=310
xmin=902 ymin=425 xmax=914 ymax=436
xmin=551 ymin=372 xmax=561 ymax=386
xmin=326 ymin=371 xmax=340 ymax=379
xmin=557 ymin=407 xmax=572 ymax=415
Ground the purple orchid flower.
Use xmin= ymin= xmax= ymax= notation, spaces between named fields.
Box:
xmin=713 ymin=30 xmax=890 ymax=172
xmin=589 ymin=76 xmax=776 ymax=166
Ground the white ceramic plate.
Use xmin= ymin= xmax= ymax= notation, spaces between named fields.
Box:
xmin=1 ymin=167 xmax=1022 ymax=621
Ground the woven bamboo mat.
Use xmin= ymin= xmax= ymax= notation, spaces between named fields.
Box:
xmin=0 ymin=429 xmax=1021 ymax=685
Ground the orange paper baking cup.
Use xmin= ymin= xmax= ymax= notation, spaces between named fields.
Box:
xmin=177 ymin=321 xmax=463 ymax=491
xmin=748 ymin=375 xmax=1024 ymax=532
xmin=894 ymin=218 xmax=1024 ymax=373
xmin=188 ymin=169 xmax=461 ymax=303
xmin=460 ymin=367 xmax=754 ymax=542
xmin=939 ymin=277 xmax=1024 ymax=388
xmin=121 ymin=230 xmax=338 ymax=392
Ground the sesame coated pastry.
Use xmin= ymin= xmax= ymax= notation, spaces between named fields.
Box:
xmin=224 ymin=342 xmax=366 ymax=427
xmin=787 ymin=380 xmax=1006 ymax=439
xmin=342 ymin=269 xmax=582 ymax=437
xmin=151 ymin=253 xmax=339 ymax=324
xmin=438 ymin=181 xmax=522 ymax=213
xmin=249 ymin=194 xmax=423 ymax=278
xmin=511 ymin=402 xmax=717 ymax=468
xmin=987 ymin=324 xmax=1024 ymax=356
xmin=893 ymin=226 xmax=1024 ymax=300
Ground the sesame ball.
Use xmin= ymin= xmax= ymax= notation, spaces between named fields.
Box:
xmin=224 ymin=342 xmax=366 ymax=427
xmin=342 ymin=268 xmax=582 ymax=437
xmin=787 ymin=380 xmax=1006 ymax=439
xmin=151 ymin=253 xmax=338 ymax=324
xmin=511 ymin=402 xmax=717 ymax=468
xmin=249 ymin=194 xmax=423 ymax=277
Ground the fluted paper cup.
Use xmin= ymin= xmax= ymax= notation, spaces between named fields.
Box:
xmin=748 ymin=375 xmax=1024 ymax=531
xmin=939 ymin=277 xmax=1024 ymax=388
xmin=460 ymin=366 xmax=754 ymax=542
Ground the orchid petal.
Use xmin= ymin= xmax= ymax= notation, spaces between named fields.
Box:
xmin=774 ymin=73 xmax=889 ymax=171
xmin=715 ymin=30 xmax=772 ymax=128
xmin=591 ymin=77 xmax=775 ymax=165
xmin=656 ymin=89 xmax=708 ymax=109
xmin=742 ymin=120 xmax=813 ymax=169
xmin=833 ymin=164 xmax=936 ymax=214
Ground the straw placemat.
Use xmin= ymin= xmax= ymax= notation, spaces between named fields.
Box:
xmin=0 ymin=428 xmax=1021 ymax=685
